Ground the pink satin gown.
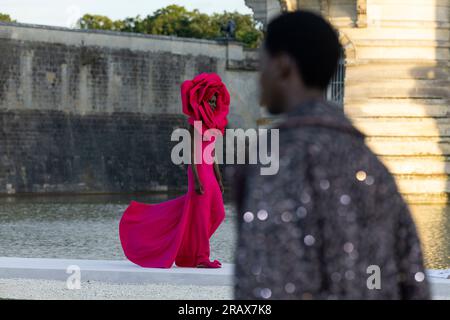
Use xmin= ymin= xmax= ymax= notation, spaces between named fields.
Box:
xmin=119 ymin=135 xmax=225 ymax=268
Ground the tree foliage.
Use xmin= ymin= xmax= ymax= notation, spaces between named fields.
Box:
xmin=77 ymin=14 xmax=122 ymax=31
xmin=0 ymin=13 xmax=15 ymax=22
xmin=77 ymin=5 xmax=262 ymax=48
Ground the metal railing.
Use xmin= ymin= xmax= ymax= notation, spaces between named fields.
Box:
xmin=326 ymin=55 xmax=345 ymax=107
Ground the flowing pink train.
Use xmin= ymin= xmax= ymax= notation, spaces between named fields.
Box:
xmin=118 ymin=136 xmax=225 ymax=268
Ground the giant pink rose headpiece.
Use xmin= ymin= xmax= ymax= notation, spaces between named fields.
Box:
xmin=181 ymin=73 xmax=230 ymax=134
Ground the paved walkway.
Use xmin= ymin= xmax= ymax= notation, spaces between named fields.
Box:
xmin=0 ymin=257 xmax=449 ymax=299
xmin=0 ymin=257 xmax=233 ymax=286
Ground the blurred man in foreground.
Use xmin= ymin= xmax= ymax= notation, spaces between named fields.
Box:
xmin=232 ymin=10 xmax=430 ymax=299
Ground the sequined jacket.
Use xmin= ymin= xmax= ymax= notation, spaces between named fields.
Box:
xmin=231 ymin=99 xmax=430 ymax=300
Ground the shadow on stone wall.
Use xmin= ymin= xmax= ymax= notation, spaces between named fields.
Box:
xmin=408 ymin=5 xmax=450 ymax=267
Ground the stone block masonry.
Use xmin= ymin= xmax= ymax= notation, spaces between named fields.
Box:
xmin=0 ymin=22 xmax=260 ymax=194
xmin=246 ymin=0 xmax=450 ymax=204
xmin=0 ymin=110 xmax=187 ymax=193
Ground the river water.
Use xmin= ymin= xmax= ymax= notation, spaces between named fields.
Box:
xmin=0 ymin=194 xmax=448 ymax=269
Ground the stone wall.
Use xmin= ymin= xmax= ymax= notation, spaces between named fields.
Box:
xmin=339 ymin=0 xmax=450 ymax=204
xmin=247 ymin=0 xmax=450 ymax=204
xmin=0 ymin=22 xmax=260 ymax=193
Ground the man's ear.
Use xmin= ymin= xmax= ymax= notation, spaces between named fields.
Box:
xmin=274 ymin=53 xmax=295 ymax=80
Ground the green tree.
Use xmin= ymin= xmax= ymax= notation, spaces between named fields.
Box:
xmin=0 ymin=13 xmax=15 ymax=22
xmin=141 ymin=5 xmax=217 ymax=39
xmin=118 ymin=15 xmax=148 ymax=34
xmin=147 ymin=5 xmax=193 ymax=37
xmin=212 ymin=11 xmax=263 ymax=48
xmin=76 ymin=5 xmax=262 ymax=48
xmin=77 ymin=14 xmax=122 ymax=31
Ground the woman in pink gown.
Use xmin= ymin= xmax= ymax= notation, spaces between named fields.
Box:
xmin=119 ymin=73 xmax=230 ymax=268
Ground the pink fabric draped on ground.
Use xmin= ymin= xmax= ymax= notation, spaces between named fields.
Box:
xmin=119 ymin=73 xmax=229 ymax=268
xmin=119 ymin=138 xmax=225 ymax=268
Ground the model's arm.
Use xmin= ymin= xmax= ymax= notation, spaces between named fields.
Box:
xmin=189 ymin=125 xmax=204 ymax=195
xmin=213 ymin=160 xmax=224 ymax=194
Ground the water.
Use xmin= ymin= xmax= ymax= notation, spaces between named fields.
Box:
xmin=0 ymin=193 xmax=237 ymax=263
xmin=409 ymin=205 xmax=450 ymax=269
xmin=0 ymin=195 xmax=448 ymax=269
